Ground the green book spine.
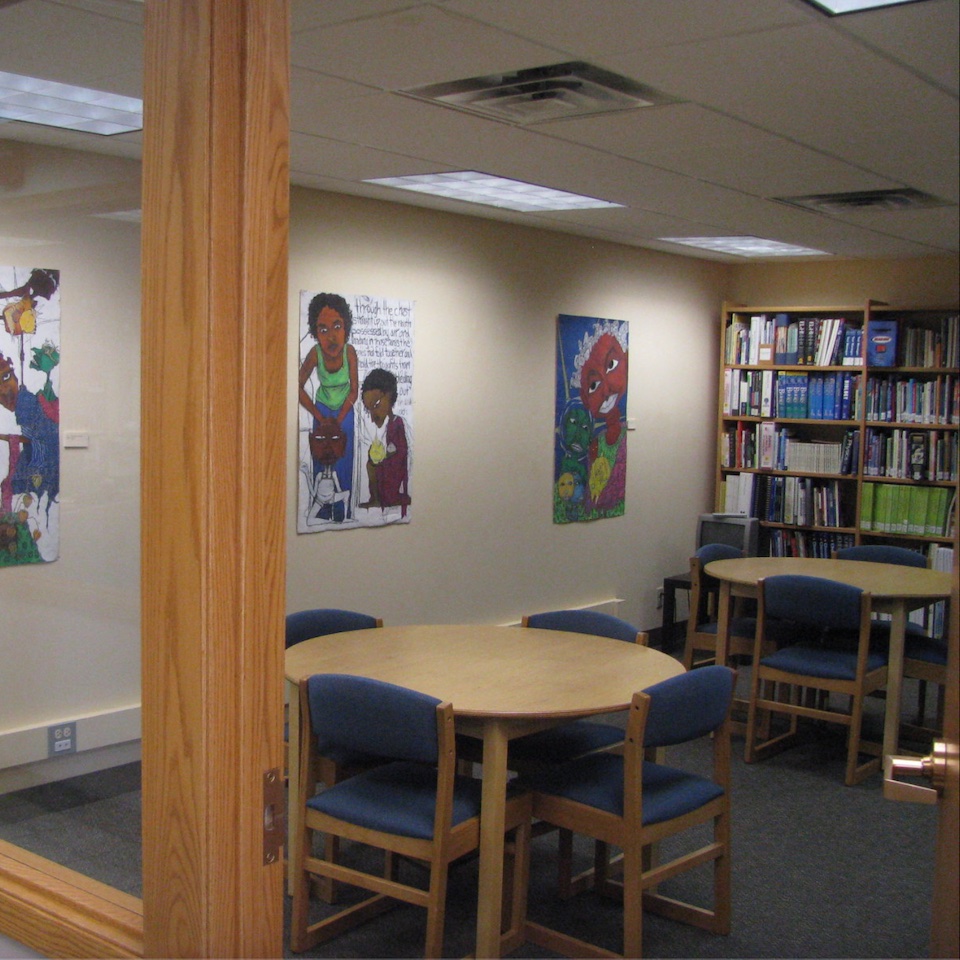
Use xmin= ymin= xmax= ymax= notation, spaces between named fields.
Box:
xmin=907 ymin=485 xmax=927 ymax=535
xmin=860 ymin=482 xmax=874 ymax=531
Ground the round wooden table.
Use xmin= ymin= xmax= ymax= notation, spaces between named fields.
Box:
xmin=285 ymin=623 xmax=683 ymax=958
xmin=704 ymin=556 xmax=953 ymax=761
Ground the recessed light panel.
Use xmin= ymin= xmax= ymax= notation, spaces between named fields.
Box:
xmin=0 ymin=70 xmax=142 ymax=135
xmin=660 ymin=236 xmax=829 ymax=257
xmin=365 ymin=172 xmax=623 ymax=213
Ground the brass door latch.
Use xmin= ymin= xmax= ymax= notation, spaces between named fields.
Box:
xmin=883 ymin=741 xmax=948 ymax=805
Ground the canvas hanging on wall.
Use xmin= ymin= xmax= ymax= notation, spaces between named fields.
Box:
xmin=297 ymin=291 xmax=414 ymax=533
xmin=0 ymin=266 xmax=61 ymax=564
xmin=554 ymin=313 xmax=629 ymax=524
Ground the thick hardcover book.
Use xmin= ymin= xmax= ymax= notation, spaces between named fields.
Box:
xmin=867 ymin=320 xmax=898 ymax=367
xmin=908 ymin=431 xmax=926 ymax=481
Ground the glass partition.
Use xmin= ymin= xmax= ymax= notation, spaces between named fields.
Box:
xmin=0 ymin=0 xmax=144 ymax=900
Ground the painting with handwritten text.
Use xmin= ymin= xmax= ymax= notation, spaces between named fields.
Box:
xmin=1 ymin=266 xmax=61 ymax=564
xmin=297 ymin=291 xmax=414 ymax=532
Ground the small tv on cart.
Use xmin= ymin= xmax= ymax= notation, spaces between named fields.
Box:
xmin=696 ymin=513 xmax=760 ymax=557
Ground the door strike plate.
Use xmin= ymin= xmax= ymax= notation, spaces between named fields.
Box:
xmin=263 ymin=768 xmax=285 ymax=865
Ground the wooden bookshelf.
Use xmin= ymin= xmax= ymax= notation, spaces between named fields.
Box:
xmin=716 ymin=302 xmax=958 ymax=562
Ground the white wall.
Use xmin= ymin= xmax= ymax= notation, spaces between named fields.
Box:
xmin=2 ymin=158 xmax=956 ymax=790
xmin=0 ymin=147 xmax=142 ymax=790
xmin=286 ymin=188 xmax=727 ymax=628
xmin=1 ymin=168 xmax=727 ymax=788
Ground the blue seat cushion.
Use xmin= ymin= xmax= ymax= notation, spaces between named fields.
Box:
xmin=760 ymin=643 xmax=887 ymax=680
xmin=904 ymin=635 xmax=948 ymax=665
xmin=307 ymin=761 xmax=483 ymax=840
xmin=508 ymin=720 xmax=625 ymax=767
xmin=520 ymin=751 xmax=723 ymax=826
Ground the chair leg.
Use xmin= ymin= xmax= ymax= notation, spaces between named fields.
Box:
xmin=291 ymin=830 xmax=318 ymax=952
xmin=713 ymin=809 xmax=732 ymax=934
xmin=621 ymin=834 xmax=643 ymax=959
xmin=423 ymin=860 xmax=450 ymax=959
xmin=556 ymin=827 xmax=575 ymax=898
xmin=502 ymin=819 xmax=532 ymax=950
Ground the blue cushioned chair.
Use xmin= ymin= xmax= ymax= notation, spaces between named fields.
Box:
xmin=285 ymin=607 xmax=382 ymax=648
xmin=745 ymin=575 xmax=889 ymax=786
xmin=519 ymin=665 xmax=736 ymax=959
xmin=835 ymin=545 xmax=947 ymax=735
xmin=285 ymin=609 xmax=384 ymax=902
xmin=683 ymin=543 xmax=759 ymax=670
xmin=290 ymin=674 xmax=532 ymax=957
xmin=284 ymin=610 xmax=384 ymax=777
xmin=507 ymin=610 xmax=648 ymax=773
xmin=478 ymin=610 xmax=649 ymax=899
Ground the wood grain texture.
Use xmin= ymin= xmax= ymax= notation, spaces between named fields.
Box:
xmin=0 ymin=840 xmax=142 ymax=958
xmin=140 ymin=1 xmax=288 ymax=956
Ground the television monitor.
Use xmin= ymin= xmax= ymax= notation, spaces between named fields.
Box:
xmin=696 ymin=513 xmax=759 ymax=557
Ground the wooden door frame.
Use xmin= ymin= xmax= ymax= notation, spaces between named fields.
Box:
xmin=0 ymin=1 xmax=289 ymax=956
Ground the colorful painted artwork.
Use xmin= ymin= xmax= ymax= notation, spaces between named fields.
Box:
xmin=0 ymin=266 xmax=61 ymax=564
xmin=554 ymin=313 xmax=629 ymax=524
xmin=297 ymin=291 xmax=414 ymax=532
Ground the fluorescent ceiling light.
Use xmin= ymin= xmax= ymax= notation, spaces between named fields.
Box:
xmin=660 ymin=236 xmax=829 ymax=257
xmin=364 ymin=172 xmax=623 ymax=213
xmin=801 ymin=0 xmax=928 ymax=14
xmin=0 ymin=70 xmax=142 ymax=135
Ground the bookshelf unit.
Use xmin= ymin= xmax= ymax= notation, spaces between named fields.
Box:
xmin=716 ymin=302 xmax=958 ymax=561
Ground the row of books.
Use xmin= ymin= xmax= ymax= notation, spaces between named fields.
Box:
xmin=925 ymin=544 xmax=954 ymax=638
xmin=722 ymin=471 xmax=854 ymax=529
xmin=863 ymin=428 xmax=959 ymax=482
xmin=722 ymin=423 xmax=859 ymax=474
xmin=897 ymin=314 xmax=959 ymax=368
xmin=725 ymin=314 xmax=862 ymax=366
xmin=767 ymin=529 xmax=855 ymax=558
xmin=723 ymin=369 xmax=860 ymax=420
xmin=754 ymin=475 xmax=852 ymax=529
xmin=721 ymin=471 xmax=758 ymax=517
xmin=860 ymin=482 xmax=956 ymax=537
xmin=863 ymin=373 xmax=959 ymax=424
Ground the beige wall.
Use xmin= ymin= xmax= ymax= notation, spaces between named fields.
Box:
xmin=728 ymin=255 xmax=959 ymax=307
xmin=2 ymin=156 xmax=956 ymax=788
xmin=286 ymin=187 xmax=727 ymax=628
xmin=0 ymin=149 xmax=143 ymax=790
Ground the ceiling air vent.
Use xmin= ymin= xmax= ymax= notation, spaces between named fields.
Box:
xmin=401 ymin=62 xmax=674 ymax=125
xmin=775 ymin=188 xmax=949 ymax=215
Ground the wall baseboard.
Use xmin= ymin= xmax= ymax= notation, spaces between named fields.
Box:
xmin=499 ymin=597 xmax=624 ymax=627
xmin=0 ymin=706 xmax=141 ymax=793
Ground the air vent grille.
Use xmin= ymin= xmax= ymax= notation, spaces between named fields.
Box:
xmin=402 ymin=62 xmax=674 ymax=125
xmin=775 ymin=188 xmax=949 ymax=215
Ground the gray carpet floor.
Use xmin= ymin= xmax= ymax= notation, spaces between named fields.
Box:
xmin=0 ymin=684 xmax=941 ymax=958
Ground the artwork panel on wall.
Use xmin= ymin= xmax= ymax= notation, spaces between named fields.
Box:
xmin=0 ymin=266 xmax=60 ymax=564
xmin=554 ymin=313 xmax=628 ymax=524
xmin=297 ymin=291 xmax=414 ymax=533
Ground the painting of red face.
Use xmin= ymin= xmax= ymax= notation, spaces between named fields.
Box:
xmin=579 ymin=333 xmax=627 ymax=420
xmin=315 ymin=305 xmax=347 ymax=368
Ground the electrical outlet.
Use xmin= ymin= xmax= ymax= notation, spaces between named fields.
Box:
xmin=48 ymin=722 xmax=77 ymax=757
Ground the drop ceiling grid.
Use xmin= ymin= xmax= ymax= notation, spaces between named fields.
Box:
xmin=442 ymin=0 xmax=813 ymax=60
xmin=290 ymin=4 xmax=566 ymax=91
xmin=534 ymin=103 xmax=899 ymax=198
